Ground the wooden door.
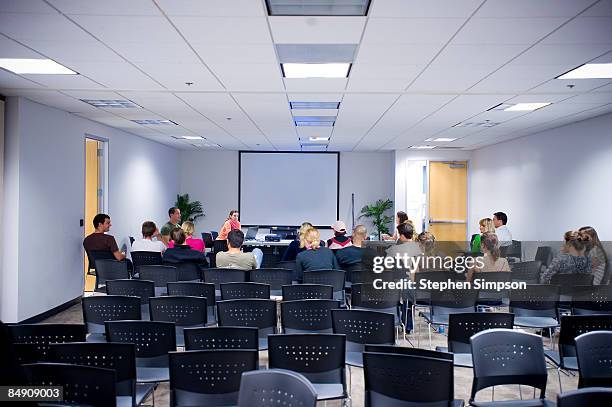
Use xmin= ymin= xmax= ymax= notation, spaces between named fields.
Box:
xmin=84 ymin=139 xmax=100 ymax=292
xmin=428 ymin=161 xmax=467 ymax=242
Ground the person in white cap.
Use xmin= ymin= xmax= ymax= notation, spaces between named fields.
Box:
xmin=327 ymin=220 xmax=353 ymax=250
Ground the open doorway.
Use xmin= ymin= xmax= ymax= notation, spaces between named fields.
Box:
xmin=84 ymin=137 xmax=107 ymax=292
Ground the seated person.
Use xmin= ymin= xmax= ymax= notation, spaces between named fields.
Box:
xmin=216 ymin=229 xmax=263 ymax=270
xmin=335 ymin=225 xmax=368 ymax=269
xmin=296 ymin=227 xmax=340 ymax=280
xmin=579 ymin=226 xmax=609 ymax=285
xmin=160 ymin=207 xmax=181 ymax=246
xmin=217 ymin=210 xmax=240 ymax=241
xmin=467 ymin=232 xmax=510 ymax=282
xmin=168 ymin=221 xmax=204 ymax=252
xmin=131 ymin=221 xmax=166 ymax=253
xmin=540 ymin=230 xmax=592 ymax=284
xmin=282 ymin=222 xmax=312 ymax=262
xmin=386 ymin=222 xmax=421 ymax=257
xmin=83 ymin=213 xmax=125 ymax=261
xmin=471 ymin=218 xmax=495 ymax=253
xmin=163 ymin=228 xmax=208 ymax=268
xmin=327 ymin=220 xmax=353 ymax=249
xmin=382 ymin=211 xmax=409 ymax=241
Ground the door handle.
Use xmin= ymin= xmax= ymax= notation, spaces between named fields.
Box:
xmin=429 ymin=219 xmax=466 ymax=224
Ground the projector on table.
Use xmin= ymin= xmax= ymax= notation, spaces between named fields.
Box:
xmin=265 ymin=234 xmax=281 ymax=242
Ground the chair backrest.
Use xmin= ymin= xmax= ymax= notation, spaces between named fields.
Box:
xmin=217 ymin=299 xmax=278 ymax=335
xmin=510 ymin=284 xmax=559 ymax=317
xmin=8 ymin=323 xmax=87 ymax=362
xmin=213 ymin=239 xmax=228 ymax=253
xmin=557 ymin=387 xmax=612 ymax=406
xmin=281 ymin=284 xmax=333 ymax=300
xmin=351 ymin=283 xmax=400 ymax=312
xmin=149 ymin=296 xmax=207 ymax=327
xmin=82 ymin=295 xmax=141 ymax=334
xmin=139 ymin=265 xmax=177 ymax=295
xmin=87 ymin=250 xmax=116 ymax=272
xmin=447 ymin=312 xmax=514 ymax=354
xmin=281 ymin=299 xmax=340 ymax=333
xmin=475 ymin=272 xmax=512 ymax=300
xmin=106 ymin=279 xmax=155 ymax=305
xmin=277 ymin=260 xmax=297 ymax=279
xmin=105 ymin=321 xmax=176 ymax=366
xmin=363 ymin=352 xmax=455 ymax=407
xmin=571 ymin=285 xmax=612 ymax=314
xmin=184 ymin=327 xmax=259 ymax=351
xmin=203 ymin=268 xmax=247 ymax=290
xmin=173 ymin=262 xmax=201 ymax=281
xmin=551 ymin=273 xmax=594 ymax=295
xmin=510 ymin=261 xmax=542 ymax=283
xmin=201 ymin=232 xmax=214 ymax=248
xmin=23 ymin=363 xmax=116 ymax=407
xmin=268 ymin=334 xmax=345 ymax=386
xmin=167 ymin=282 xmax=215 ymax=307
xmin=501 ymin=240 xmax=522 ymax=259
xmin=534 ymin=246 xmax=553 ymax=267
xmin=558 ymin=315 xmax=612 ymax=360
xmin=211 ymin=231 xmax=219 ymax=239
xmin=169 ymin=349 xmax=258 ymax=407
xmin=238 ymin=369 xmax=318 ymax=407
xmin=575 ymin=331 xmax=612 ymax=388
xmin=332 ymin=309 xmax=395 ymax=352
xmin=302 ymin=269 xmax=345 ymax=293
xmin=94 ymin=259 xmax=129 ymax=291
xmin=470 ymin=329 xmax=547 ymax=403
xmin=250 ymin=268 xmax=293 ymax=290
xmin=364 ymin=344 xmax=453 ymax=361
xmin=130 ymin=250 xmax=163 ymax=272
xmin=221 ymin=282 xmax=271 ymax=300
xmin=430 ymin=288 xmax=479 ymax=316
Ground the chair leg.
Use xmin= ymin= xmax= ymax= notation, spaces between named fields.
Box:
xmin=519 ymin=385 xmax=523 ymax=400
xmin=492 ymin=386 xmax=494 ymax=402
xmin=557 ymin=367 xmax=563 ymax=393
xmin=428 ymin=323 xmax=432 ymax=350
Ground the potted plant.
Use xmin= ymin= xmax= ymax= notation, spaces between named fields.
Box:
xmin=175 ymin=193 xmax=204 ymax=223
xmin=359 ymin=198 xmax=394 ymax=240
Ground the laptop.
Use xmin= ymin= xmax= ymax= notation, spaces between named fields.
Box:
xmin=245 ymin=226 xmax=259 ymax=241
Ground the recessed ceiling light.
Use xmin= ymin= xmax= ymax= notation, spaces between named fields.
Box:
xmin=131 ymin=119 xmax=177 ymax=125
xmin=0 ymin=58 xmax=76 ymax=74
xmin=183 ymin=136 xmax=204 ymax=140
xmin=409 ymin=145 xmax=436 ymax=149
xmin=290 ymin=101 xmax=341 ymax=109
xmin=80 ymin=99 xmax=141 ymax=108
xmin=267 ymin=0 xmax=371 ymax=16
xmin=309 ymin=136 xmax=330 ymax=142
xmin=432 ymin=138 xmax=457 ymax=142
xmin=282 ymin=63 xmax=351 ymax=78
xmin=294 ymin=116 xmax=336 ymax=127
xmin=557 ymin=63 xmax=612 ymax=79
xmin=504 ymin=103 xmax=551 ymax=112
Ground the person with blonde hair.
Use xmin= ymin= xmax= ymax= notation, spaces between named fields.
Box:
xmin=579 ymin=226 xmax=609 ymax=285
xmin=467 ymin=232 xmax=510 ymax=281
xmin=335 ymin=224 xmax=368 ymax=269
xmin=417 ymin=231 xmax=436 ymax=257
xmin=295 ymin=227 xmax=339 ymax=281
xmin=281 ymin=222 xmax=313 ymax=261
xmin=168 ymin=221 xmax=204 ymax=252
xmin=471 ymin=218 xmax=495 ymax=253
xmin=540 ymin=230 xmax=592 ymax=284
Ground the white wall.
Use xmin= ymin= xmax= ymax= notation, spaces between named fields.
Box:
xmin=1 ymin=97 xmax=179 ymax=322
xmin=469 ymin=112 xmax=612 ymax=241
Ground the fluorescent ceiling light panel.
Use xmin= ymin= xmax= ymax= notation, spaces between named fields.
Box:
xmin=557 ymin=63 xmax=612 ymax=79
xmin=294 ymin=115 xmax=336 ymax=127
xmin=410 ymin=145 xmax=436 ymax=149
xmin=0 ymin=58 xmax=76 ymax=74
xmin=81 ymin=99 xmax=141 ymax=108
xmin=282 ymin=63 xmax=350 ymax=78
xmin=131 ymin=119 xmax=177 ymax=125
xmin=267 ymin=0 xmax=370 ymax=16
xmin=432 ymin=138 xmax=457 ymax=142
xmin=290 ymin=101 xmax=340 ymax=109
xmin=309 ymin=136 xmax=330 ymax=141
xmin=182 ymin=136 xmax=204 ymax=140
xmin=504 ymin=103 xmax=551 ymax=112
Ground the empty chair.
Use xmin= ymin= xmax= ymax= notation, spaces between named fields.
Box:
xmin=303 ymin=270 xmax=346 ymax=304
xmin=510 ymin=284 xmax=559 ymax=341
xmin=268 ymin=333 xmax=347 ymax=402
xmin=149 ymin=296 xmax=207 ymax=347
xmin=169 ymin=349 xmax=258 ymax=407
xmin=174 ymin=262 xmax=202 ymax=281
xmin=351 ymin=283 xmax=401 ymax=325
xmin=436 ymin=312 xmax=514 ymax=368
xmin=250 ymin=268 xmax=293 ymax=296
xmin=364 ymin=344 xmax=454 ymax=362
xmin=557 ymin=387 xmax=612 ymax=406
xmin=23 ymin=363 xmax=116 ymax=407
xmin=216 ymin=299 xmax=278 ymax=350
xmin=106 ymin=279 xmax=155 ymax=320
xmin=139 ymin=265 xmax=177 ymax=296
xmin=510 ymin=261 xmax=542 ymax=283
xmin=221 ymin=282 xmax=270 ymax=300
xmin=475 ymin=272 xmax=512 ymax=308
xmin=535 ymin=246 xmax=553 ymax=268
xmin=203 ymin=268 xmax=247 ymax=298
xmin=571 ymin=285 xmax=612 ymax=315
xmin=575 ymin=331 xmax=612 ymax=388
xmin=501 ymin=239 xmax=522 ymax=260
xmin=332 ymin=309 xmax=395 ymax=367
xmin=184 ymin=326 xmax=259 ymax=351
xmin=8 ymin=323 xmax=86 ymax=363
xmin=281 ymin=299 xmax=340 ymax=333
xmin=277 ymin=260 xmax=297 ymax=279
xmin=94 ymin=259 xmax=129 ymax=292
xmin=470 ymin=329 xmax=550 ymax=406
xmin=105 ymin=320 xmax=176 ymax=383
xmin=130 ymin=251 xmax=163 ymax=276
xmin=363 ymin=352 xmax=463 ymax=407
xmin=201 ymin=232 xmax=214 ymax=249
xmin=238 ymin=369 xmax=318 ymax=407
xmin=48 ymin=342 xmax=154 ymax=407
xmin=82 ymin=295 xmax=141 ymax=342
xmin=282 ymin=284 xmax=333 ymax=301
xmin=167 ymin=281 xmax=216 ymax=324
xmin=551 ymin=273 xmax=594 ymax=303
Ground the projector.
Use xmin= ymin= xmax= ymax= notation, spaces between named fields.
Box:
xmin=265 ymin=234 xmax=281 ymax=242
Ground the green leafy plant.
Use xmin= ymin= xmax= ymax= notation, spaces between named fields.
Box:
xmin=175 ymin=193 xmax=204 ymax=223
xmin=359 ymin=198 xmax=394 ymax=240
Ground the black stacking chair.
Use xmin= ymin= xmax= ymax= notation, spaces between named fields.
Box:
xmin=281 ymin=299 xmax=340 ymax=333
xmin=9 ymin=323 xmax=86 ymax=363
xmin=535 ymin=246 xmax=553 ymax=268
xmin=105 ymin=320 xmax=176 ymax=383
xmin=557 ymin=387 xmax=612 ymax=406
xmin=552 ymin=274 xmax=594 ymax=309
xmin=220 ymin=282 xmax=270 ymax=300
xmin=510 ymin=284 xmax=560 ymax=346
xmin=169 ymin=349 xmax=258 ymax=407
xmin=86 ymin=250 xmax=116 ymax=276
xmin=131 ymin=251 xmax=163 ymax=276
xmin=23 ymin=363 xmax=117 ymax=407
xmin=303 ymin=270 xmax=346 ymax=304
xmin=510 ymin=261 xmax=542 ymax=283
xmin=94 ymin=259 xmax=129 ymax=292
xmin=250 ymin=268 xmax=293 ymax=296
xmin=575 ymin=331 xmax=612 ymax=388
xmin=48 ymin=342 xmax=154 ymax=407
xmin=363 ymin=352 xmax=464 ymax=407
xmin=82 ymin=295 xmax=141 ymax=342
xmin=213 ymin=239 xmax=228 ymax=254
xmin=107 ymin=279 xmax=155 ymax=320
xmin=571 ymin=285 xmax=612 ymax=315
xmin=238 ymin=369 xmax=318 ymax=407
xmin=546 ymin=315 xmax=612 ymax=391
xmin=351 ymin=283 xmax=401 ymax=324
xmin=475 ymin=272 xmax=512 ymax=309
xmin=173 ymin=262 xmax=201 ymax=281
xmin=435 ymin=312 xmax=514 ymax=368
xmin=149 ymin=296 xmax=207 ymax=347
xmin=364 ymin=344 xmax=454 ymax=361
xmin=268 ymin=334 xmax=347 ymax=402
xmin=470 ymin=329 xmax=550 ymax=406
xmin=203 ymin=268 xmax=247 ymax=298
xmin=331 ymin=309 xmax=395 ymax=368
xmin=282 ymin=284 xmax=333 ymax=300
xmin=201 ymin=232 xmax=214 ymax=248
xmin=412 ymin=270 xmax=459 ymax=312
xmin=184 ymin=327 xmax=259 ymax=351
xmin=139 ymin=265 xmax=177 ymax=296
xmin=277 ymin=260 xmax=297 ymax=278
xmin=501 ymin=240 xmax=522 ymax=261
xmin=217 ymin=299 xmax=278 ymax=350
xmin=167 ymin=281 xmax=216 ymax=324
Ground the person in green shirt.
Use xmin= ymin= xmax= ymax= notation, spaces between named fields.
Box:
xmin=160 ymin=206 xmax=181 ymax=246
xmin=471 ymin=217 xmax=495 ymax=253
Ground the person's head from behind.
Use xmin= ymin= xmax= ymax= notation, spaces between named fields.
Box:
xmin=481 ymin=232 xmax=501 ymax=260
xmin=564 ymin=230 xmax=591 ymax=254
xmin=479 ymin=218 xmax=495 ymax=234
xmin=227 ymin=229 xmax=244 ymax=249
xmin=141 ymin=221 xmax=157 ymax=239
xmin=298 ymin=222 xmax=313 ymax=246
xmin=303 ymin=227 xmax=321 ymax=250
xmin=332 ymin=220 xmax=347 ymax=237
xmin=396 ymin=211 xmax=408 ymax=226
xmin=578 ymin=226 xmax=601 ymax=252
xmin=181 ymin=221 xmax=195 ymax=238
xmin=169 ymin=207 xmax=181 ymax=224
xmin=93 ymin=213 xmax=111 ymax=232
xmin=417 ymin=231 xmax=435 ymax=255
xmin=397 ymin=222 xmax=414 ymax=242
xmin=171 ymin=227 xmax=186 ymax=245
xmin=352 ymin=225 xmax=367 ymax=245
xmin=492 ymin=212 xmax=507 ymax=228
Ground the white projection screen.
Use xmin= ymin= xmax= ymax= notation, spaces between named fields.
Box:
xmin=239 ymin=152 xmax=339 ymax=226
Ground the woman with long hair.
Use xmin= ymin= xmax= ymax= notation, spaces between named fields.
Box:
xmin=168 ymin=221 xmax=204 ymax=252
xmin=281 ymin=221 xmax=313 ymax=261
xmin=471 ymin=218 xmax=495 ymax=253
xmin=382 ymin=211 xmax=409 ymax=241
xmin=467 ymin=232 xmax=510 ymax=281
xmin=578 ymin=226 xmax=608 ymax=284
xmin=217 ymin=210 xmax=240 ymax=241
xmin=295 ymin=226 xmax=339 ymax=281
xmin=540 ymin=230 xmax=592 ymax=284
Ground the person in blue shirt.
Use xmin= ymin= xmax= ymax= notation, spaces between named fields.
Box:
xmin=295 ymin=226 xmax=339 ymax=282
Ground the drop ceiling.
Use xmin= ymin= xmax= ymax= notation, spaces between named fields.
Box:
xmin=0 ymin=0 xmax=611 ymax=151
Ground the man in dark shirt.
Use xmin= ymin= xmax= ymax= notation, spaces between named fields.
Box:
xmin=163 ymin=228 xmax=208 ymax=267
xmin=83 ymin=213 xmax=125 ymax=261
xmin=335 ymin=224 xmax=368 ymax=269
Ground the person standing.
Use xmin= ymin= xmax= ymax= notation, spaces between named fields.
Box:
xmin=160 ymin=207 xmax=181 ymax=246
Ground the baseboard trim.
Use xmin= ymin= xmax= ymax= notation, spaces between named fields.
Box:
xmin=19 ymin=296 xmax=82 ymax=324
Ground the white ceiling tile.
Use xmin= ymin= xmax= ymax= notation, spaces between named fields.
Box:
xmin=468 ymin=64 xmax=567 ymax=93
xmin=363 ymin=18 xmax=465 ymax=44
xmin=563 ymin=91 xmax=612 ymax=104
xmin=20 ymin=73 xmax=104 ymax=88
xmin=24 ymin=40 xmax=125 ymax=64
xmin=370 ymin=0 xmax=483 ymax=18
xmin=433 ymin=44 xmax=528 ymax=66
xmin=581 ymin=0 xmax=612 ymax=16
xmin=542 ymin=17 xmax=612 ymax=44
xmin=0 ymin=0 xmax=57 ymax=13
xmin=0 ymin=69 xmax=45 ymax=89
xmin=48 ymin=0 xmax=160 ymax=15
xmin=171 ymin=17 xmax=271 ymax=44
xmin=513 ymin=43 xmax=612 ymax=66
xmin=0 ymin=13 xmax=96 ymax=42
xmin=70 ymin=15 xmax=183 ymax=44
xmin=177 ymin=93 xmax=260 ymax=134
xmin=111 ymin=42 xmax=201 ymax=64
xmin=71 ymin=62 xmax=164 ymax=90
xmin=347 ymin=78 xmax=411 ymax=91
xmin=408 ymin=64 xmax=499 ymax=92
xmin=283 ymin=78 xmax=347 ymax=92
xmin=209 ymin=63 xmax=284 ymax=91
xmin=452 ymin=18 xmax=567 ymax=44
xmin=0 ymin=36 xmax=44 ymax=59
xmin=62 ymin=90 xmax=124 ymax=100
xmin=349 ymin=64 xmax=423 ymax=80
xmin=475 ymin=0 xmax=597 ymax=18
xmin=269 ymin=16 xmax=366 ymax=44
xmin=505 ymin=93 xmax=575 ymax=104
xmin=134 ymin=63 xmax=223 ymax=91
xmin=527 ymin=77 xmax=611 ymax=93
xmin=8 ymin=89 xmax=99 ymax=112
xmin=355 ymin=44 xmax=443 ymax=65
xmin=590 ymin=50 xmax=612 ymax=63
xmin=193 ymin=44 xmax=278 ymax=65
xmin=157 ymin=0 xmax=265 ymax=16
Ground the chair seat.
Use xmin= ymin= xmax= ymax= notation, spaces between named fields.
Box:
xmin=453 ymin=353 xmax=473 ymax=368
xmin=471 ymin=399 xmax=555 ymax=407
xmin=514 ymin=316 xmax=558 ymax=329
xmin=420 ymin=311 xmax=449 ymax=325
xmin=136 ymin=383 xmax=155 ymax=405
xmin=117 ymin=396 xmax=134 ymax=407
xmin=136 ymin=366 xmax=170 ymax=383
xmin=85 ymin=333 xmax=107 ymax=343
xmin=346 ymin=351 xmax=363 ymax=368
xmin=544 ymin=350 xmax=578 ymax=370
xmin=258 ymin=337 xmax=268 ymax=351
xmin=312 ymin=383 xmax=345 ymax=400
